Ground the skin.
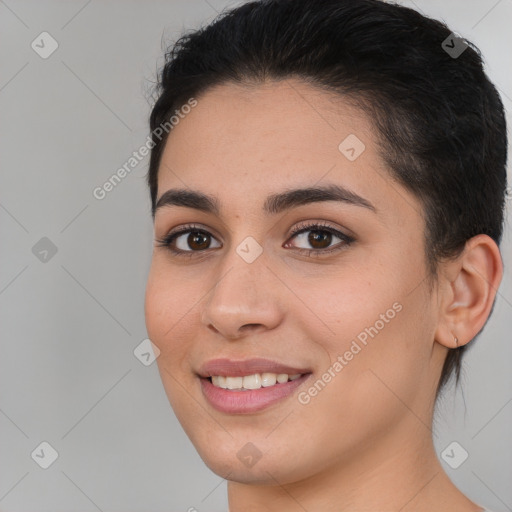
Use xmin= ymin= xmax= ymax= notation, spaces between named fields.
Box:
xmin=144 ymin=79 xmax=503 ymax=511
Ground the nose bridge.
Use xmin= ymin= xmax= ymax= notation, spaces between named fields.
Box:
xmin=200 ymin=236 xmax=282 ymax=337
xmin=208 ymin=237 xmax=267 ymax=309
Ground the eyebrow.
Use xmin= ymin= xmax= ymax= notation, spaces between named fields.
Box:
xmin=153 ymin=184 xmax=376 ymax=217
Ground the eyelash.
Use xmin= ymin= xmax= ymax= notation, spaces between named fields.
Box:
xmin=155 ymin=221 xmax=355 ymax=258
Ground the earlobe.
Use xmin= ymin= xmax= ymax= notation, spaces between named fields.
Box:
xmin=435 ymin=234 xmax=503 ymax=350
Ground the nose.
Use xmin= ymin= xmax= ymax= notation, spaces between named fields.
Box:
xmin=200 ymin=250 xmax=284 ymax=340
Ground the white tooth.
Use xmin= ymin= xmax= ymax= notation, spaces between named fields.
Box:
xmin=261 ymin=372 xmax=277 ymax=387
xmin=212 ymin=373 xmax=298 ymax=389
xmin=226 ymin=376 xmax=243 ymax=390
xmin=215 ymin=375 xmax=227 ymax=388
xmin=243 ymin=374 xmax=262 ymax=389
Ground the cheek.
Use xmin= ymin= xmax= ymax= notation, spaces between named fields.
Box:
xmin=144 ymin=263 xmax=199 ymax=351
xmin=297 ymin=265 xmax=399 ymax=347
xmin=144 ymin=271 xmax=197 ymax=398
xmin=302 ymin=257 xmax=434 ymax=399
xmin=145 ymin=267 xmax=204 ymax=420
xmin=144 ymin=276 xmax=172 ymax=353
xmin=294 ymin=304 xmax=433 ymax=466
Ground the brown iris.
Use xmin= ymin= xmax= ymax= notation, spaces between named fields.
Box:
xmin=308 ymin=229 xmax=332 ymax=249
xmin=188 ymin=231 xmax=210 ymax=250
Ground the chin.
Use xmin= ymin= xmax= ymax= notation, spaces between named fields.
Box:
xmin=189 ymin=431 xmax=319 ymax=485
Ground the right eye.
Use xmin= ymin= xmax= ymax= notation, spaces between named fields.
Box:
xmin=155 ymin=224 xmax=222 ymax=256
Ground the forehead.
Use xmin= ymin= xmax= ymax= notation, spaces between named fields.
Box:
xmin=160 ymin=80 xmax=374 ymax=182
xmin=167 ymin=79 xmax=371 ymax=150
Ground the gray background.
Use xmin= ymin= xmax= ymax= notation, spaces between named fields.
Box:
xmin=0 ymin=0 xmax=511 ymax=511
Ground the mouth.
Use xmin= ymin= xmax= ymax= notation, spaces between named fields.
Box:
xmin=197 ymin=358 xmax=312 ymax=414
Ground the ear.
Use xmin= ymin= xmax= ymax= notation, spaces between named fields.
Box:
xmin=435 ymin=234 xmax=503 ymax=349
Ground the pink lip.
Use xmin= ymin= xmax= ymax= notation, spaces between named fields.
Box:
xmin=197 ymin=357 xmax=311 ymax=378
xmin=200 ymin=373 xmax=311 ymax=414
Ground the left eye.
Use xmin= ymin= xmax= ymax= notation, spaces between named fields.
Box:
xmin=286 ymin=226 xmax=349 ymax=250
xmin=285 ymin=224 xmax=354 ymax=253
xmin=155 ymin=223 xmax=354 ymax=256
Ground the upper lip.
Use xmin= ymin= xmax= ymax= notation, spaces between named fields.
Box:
xmin=198 ymin=358 xmax=312 ymax=378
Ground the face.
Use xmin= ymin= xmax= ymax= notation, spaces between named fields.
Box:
xmin=144 ymin=79 xmax=445 ymax=485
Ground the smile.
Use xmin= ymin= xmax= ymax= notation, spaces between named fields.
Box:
xmin=200 ymin=373 xmax=311 ymax=414
xmin=210 ymin=372 xmax=303 ymax=390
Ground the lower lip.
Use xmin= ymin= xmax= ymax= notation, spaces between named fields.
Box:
xmin=200 ymin=374 xmax=311 ymax=414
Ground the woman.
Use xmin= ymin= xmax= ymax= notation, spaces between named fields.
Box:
xmin=144 ymin=0 xmax=507 ymax=510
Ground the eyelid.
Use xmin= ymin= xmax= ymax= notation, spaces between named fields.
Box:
xmin=287 ymin=219 xmax=353 ymax=239
xmin=165 ymin=222 xmax=218 ymax=239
